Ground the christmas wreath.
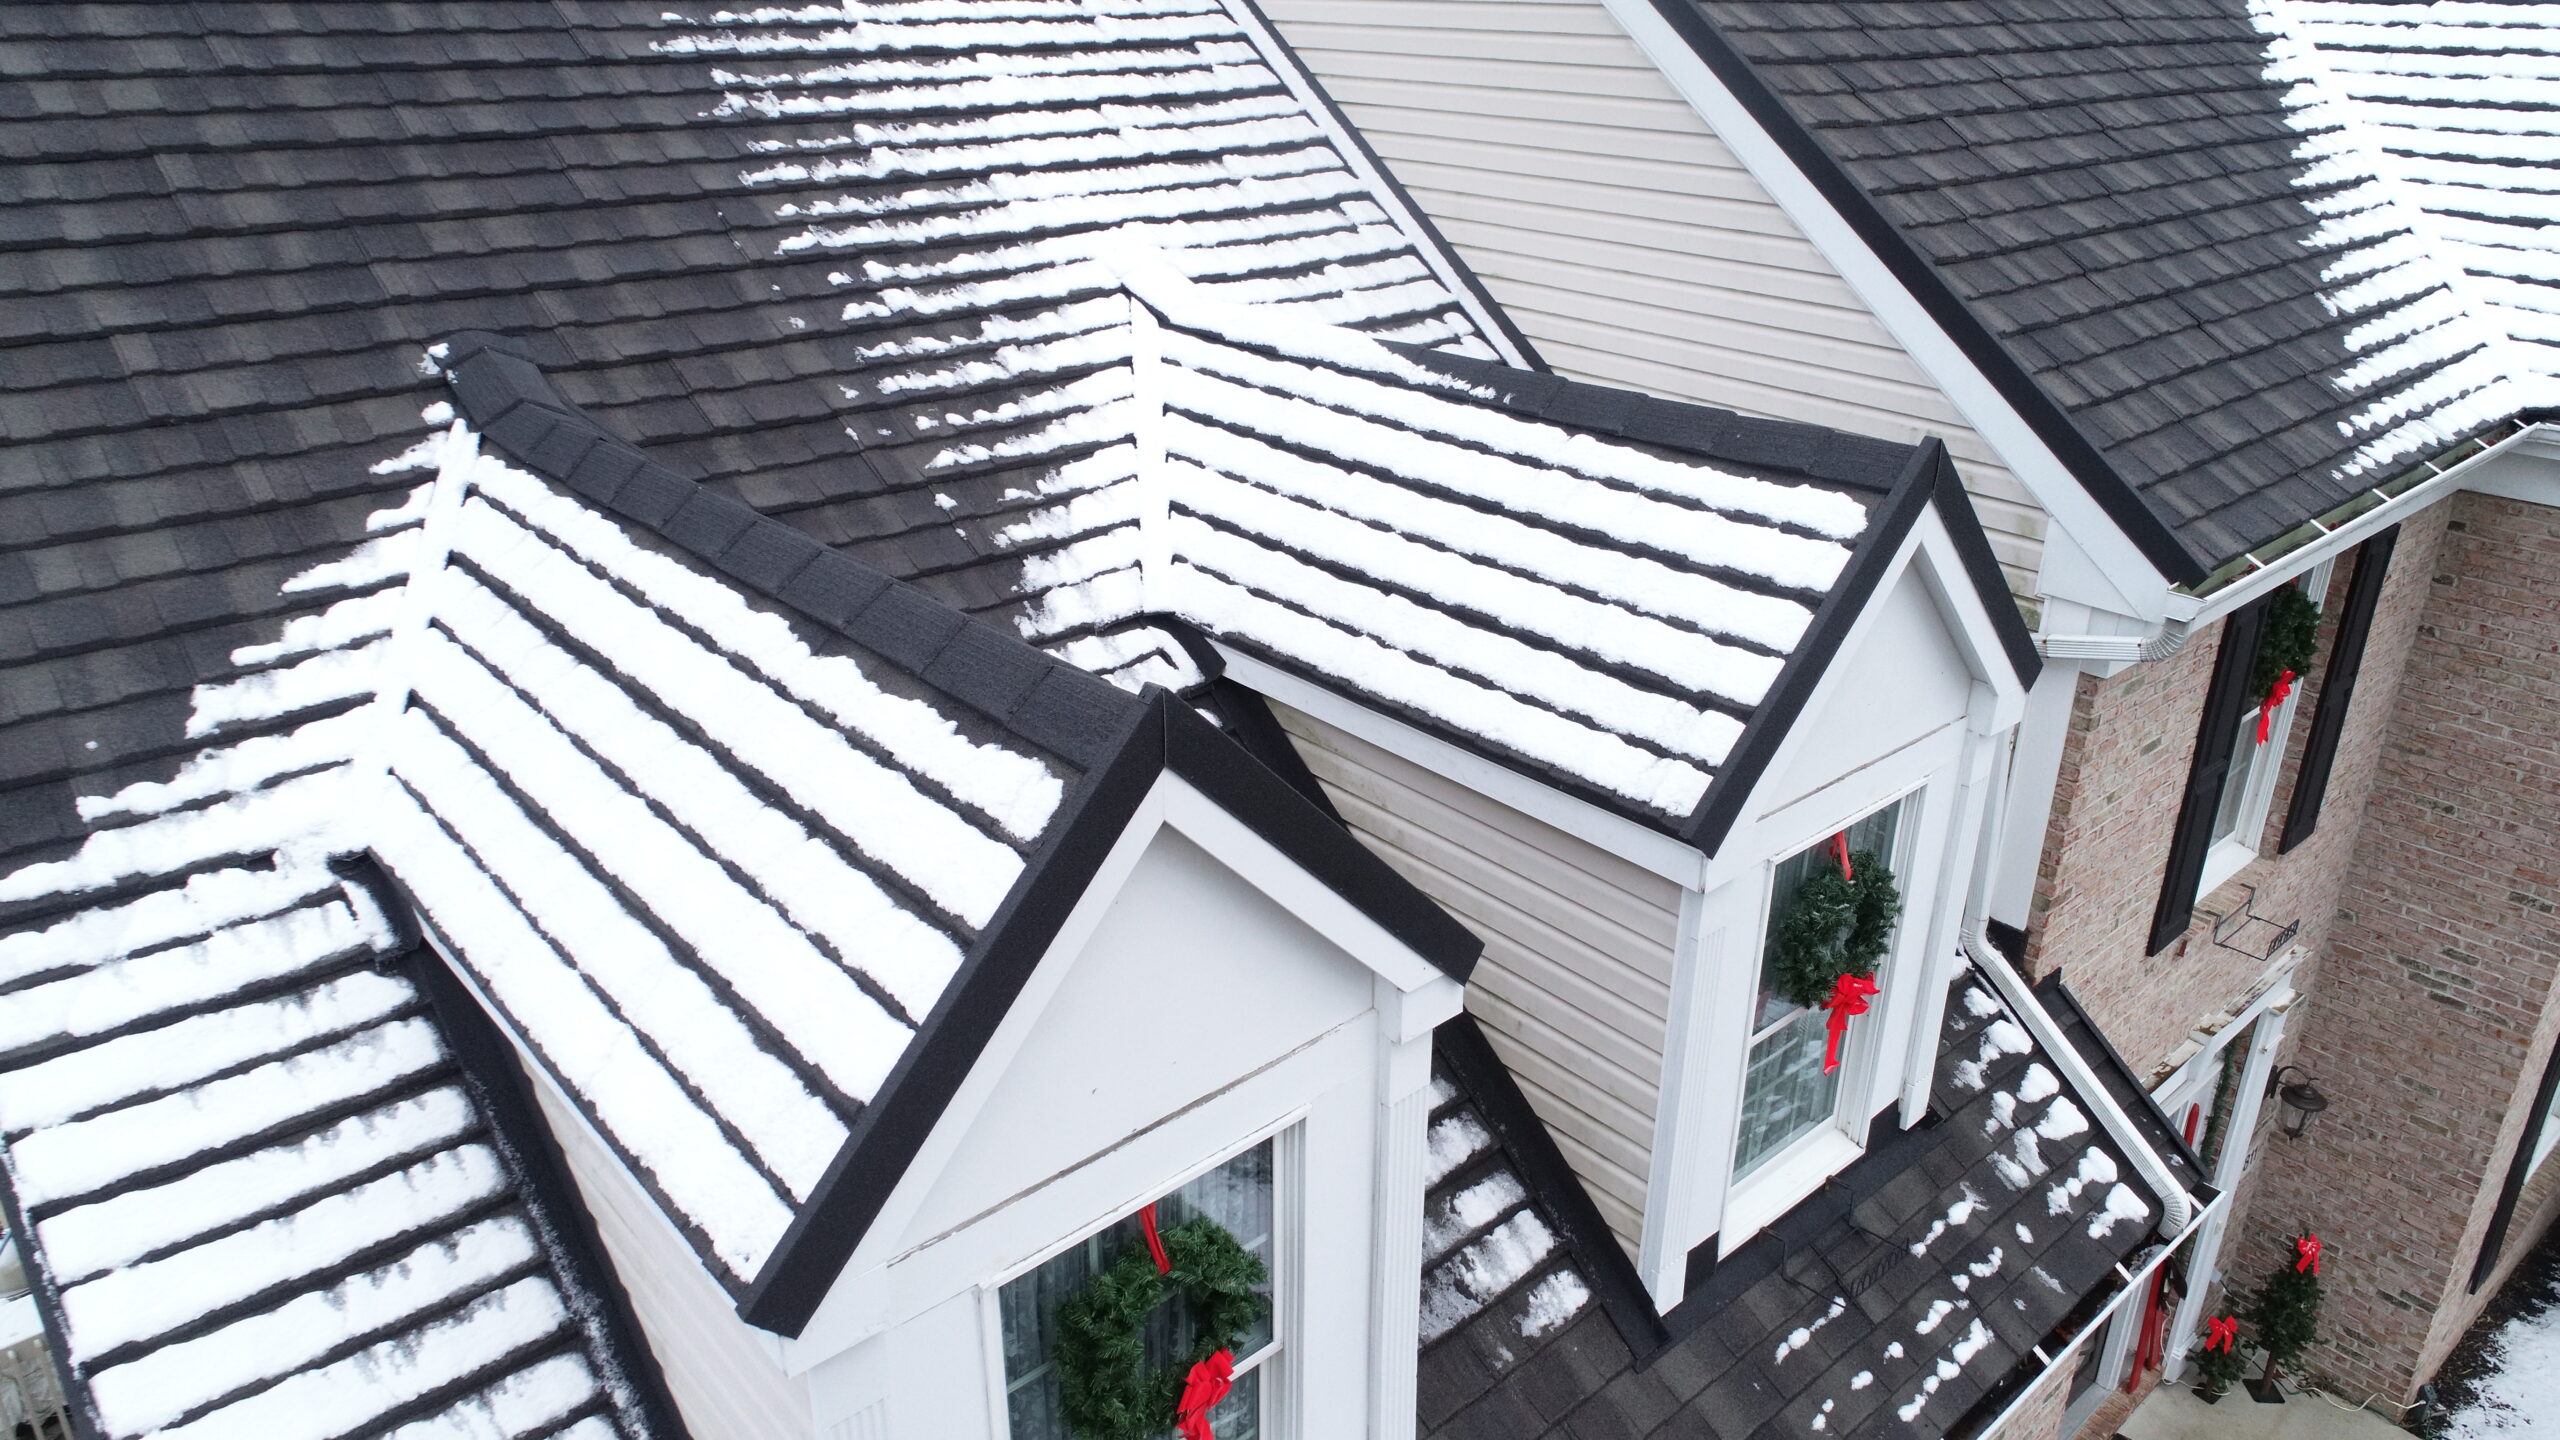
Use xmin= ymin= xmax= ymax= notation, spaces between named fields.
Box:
xmin=1055 ymin=1210 xmax=1269 ymax=1440
xmin=2249 ymin=583 xmax=2322 ymax=742
xmin=1767 ymin=844 xmax=1901 ymax=1011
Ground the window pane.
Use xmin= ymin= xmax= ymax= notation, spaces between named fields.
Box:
xmin=2210 ymin=712 xmax=2261 ymax=847
xmin=999 ymin=1140 xmax=1276 ymax=1440
xmin=1736 ymin=800 xmax=1905 ymax=1178
xmin=1735 ymin=1006 xmax=1842 ymax=1174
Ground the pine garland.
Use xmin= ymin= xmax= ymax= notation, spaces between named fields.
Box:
xmin=2254 ymin=583 xmax=2322 ymax=702
xmin=1054 ymin=1218 xmax=1269 ymax=1440
xmin=1767 ymin=849 xmax=1901 ymax=1010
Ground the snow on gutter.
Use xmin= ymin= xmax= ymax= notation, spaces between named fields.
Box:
xmin=2038 ymin=418 xmax=2550 ymax=663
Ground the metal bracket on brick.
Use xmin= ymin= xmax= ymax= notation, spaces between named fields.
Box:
xmin=2208 ymin=885 xmax=2301 ymax=963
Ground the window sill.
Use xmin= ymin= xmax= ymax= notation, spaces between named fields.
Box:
xmin=1720 ymin=1125 xmax=1866 ymax=1256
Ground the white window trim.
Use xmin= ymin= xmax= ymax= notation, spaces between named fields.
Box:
xmin=2195 ymin=560 xmax=2335 ymax=900
xmin=981 ymin=1120 xmax=1303 ymax=1440
xmin=2532 ymin=1083 xmax=2560 ymax=1176
xmin=1719 ymin=778 xmax=1934 ymax=1255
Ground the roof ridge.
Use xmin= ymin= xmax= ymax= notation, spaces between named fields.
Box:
xmin=436 ymin=330 xmax=1144 ymax=774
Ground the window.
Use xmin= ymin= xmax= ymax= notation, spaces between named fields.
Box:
xmin=1734 ymin=800 xmax=1904 ymax=1178
xmin=998 ymin=1141 xmax=1280 ymax=1440
xmin=2472 ymin=1043 xmax=2560 ymax=1292
xmin=2194 ymin=565 xmax=2331 ymax=899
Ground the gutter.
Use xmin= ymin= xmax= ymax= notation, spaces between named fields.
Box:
xmin=1961 ymin=922 xmax=2199 ymax=1237
xmin=1957 ymin=1186 xmax=2231 ymax=1440
xmin=2037 ymin=420 xmax=2548 ymax=662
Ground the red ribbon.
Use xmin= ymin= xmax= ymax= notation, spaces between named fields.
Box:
xmin=2256 ymin=670 xmax=2296 ymax=744
xmin=1139 ymin=1203 xmax=1172 ymax=1276
xmin=1174 ymin=1350 xmax=1234 ymax=1440
xmin=1829 ymin=832 xmax=1854 ymax=882
xmin=2207 ymin=1315 xmax=2239 ymax=1353
xmin=2295 ymin=1234 xmax=2322 ymax=1276
xmin=1822 ymin=973 xmax=1880 ymax=1074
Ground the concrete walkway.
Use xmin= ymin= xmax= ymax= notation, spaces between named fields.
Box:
xmin=2118 ymin=1379 xmax=2409 ymax=1439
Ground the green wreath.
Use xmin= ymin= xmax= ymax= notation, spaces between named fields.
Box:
xmin=1767 ymin=849 xmax=1901 ymax=1010
xmin=1054 ymin=1217 xmax=1270 ymax=1440
xmin=2253 ymin=583 xmax=2321 ymax=703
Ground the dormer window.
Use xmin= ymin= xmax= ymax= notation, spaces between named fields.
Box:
xmin=997 ymin=1139 xmax=1283 ymax=1440
xmin=1735 ymin=799 xmax=1907 ymax=1178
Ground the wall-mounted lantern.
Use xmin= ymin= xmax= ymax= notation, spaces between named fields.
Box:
xmin=2269 ymin=1065 xmax=2329 ymax=1139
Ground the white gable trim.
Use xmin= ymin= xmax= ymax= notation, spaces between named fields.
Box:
xmin=781 ymin=769 xmax=1460 ymax=1368
xmin=1591 ymin=0 xmax=2173 ymax=622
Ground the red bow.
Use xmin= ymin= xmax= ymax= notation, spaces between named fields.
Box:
xmin=2207 ymin=1315 xmax=2238 ymax=1353
xmin=2256 ymin=670 xmax=2296 ymax=744
xmin=1175 ymin=1350 xmax=1234 ymax=1440
xmin=1139 ymin=1203 xmax=1172 ymax=1275
xmin=1829 ymin=832 xmax=1855 ymax=882
xmin=1823 ymin=973 xmax=1880 ymax=1074
xmin=2296 ymin=1235 xmax=2322 ymax=1276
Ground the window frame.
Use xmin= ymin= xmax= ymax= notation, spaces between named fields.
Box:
xmin=1720 ymin=784 xmax=1927 ymax=1248
xmin=981 ymin=1121 xmax=1302 ymax=1440
xmin=2192 ymin=560 xmax=2334 ymax=900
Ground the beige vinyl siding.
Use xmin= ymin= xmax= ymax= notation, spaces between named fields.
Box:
xmin=1259 ymin=0 xmax=2048 ymax=605
xmin=1273 ymin=702 xmax=1680 ymax=1259
xmin=527 ymin=1070 xmax=813 ymax=1440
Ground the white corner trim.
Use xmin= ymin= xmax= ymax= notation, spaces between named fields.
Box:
xmin=1210 ymin=0 xmax=1531 ymax=369
xmin=1589 ymin=0 xmax=2171 ymax=619
xmin=1213 ymin=642 xmax=1710 ymax=886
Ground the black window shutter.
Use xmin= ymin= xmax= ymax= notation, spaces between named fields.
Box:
xmin=2147 ymin=601 xmax=2269 ymax=955
xmin=2279 ymin=527 xmax=2400 ymax=853
xmin=2472 ymin=1039 xmax=2560 ymax=1292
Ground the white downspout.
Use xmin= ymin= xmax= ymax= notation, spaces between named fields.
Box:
xmin=1962 ymin=923 xmax=2197 ymax=1236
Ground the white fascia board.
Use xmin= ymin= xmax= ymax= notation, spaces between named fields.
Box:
xmin=2464 ymin=425 xmax=2560 ymax=508
xmin=1213 ymin=642 xmax=1711 ymax=887
xmin=783 ymin=769 xmax=1455 ymax=1367
xmin=1591 ymin=0 xmax=2172 ymax=623
xmin=2161 ymin=422 xmax=2556 ymax=629
xmin=1211 ymin=0 xmax=1531 ymax=370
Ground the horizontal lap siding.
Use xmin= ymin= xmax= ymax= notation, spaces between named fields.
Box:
xmin=1260 ymin=0 xmax=2048 ymax=602
xmin=1275 ymin=703 xmax=1678 ymax=1259
xmin=526 ymin=1065 xmax=812 ymax=1440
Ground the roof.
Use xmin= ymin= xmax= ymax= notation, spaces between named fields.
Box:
xmin=0 ymin=0 xmax=1517 ymax=883
xmin=1420 ymin=963 xmax=2175 ymax=1440
xmin=0 ymin=873 xmax=675 ymax=1440
xmin=1661 ymin=0 xmax=2560 ymax=580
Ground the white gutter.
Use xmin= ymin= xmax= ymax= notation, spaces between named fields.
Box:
xmin=1962 ymin=922 xmax=2198 ymax=1237
xmin=1962 ymin=1187 xmax=2230 ymax=1440
xmin=2038 ymin=421 xmax=2552 ymax=660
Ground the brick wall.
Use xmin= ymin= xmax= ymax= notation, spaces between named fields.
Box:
xmin=1983 ymin=1345 xmax=2073 ymax=1440
xmin=2023 ymin=504 xmax=2449 ymax=1079
xmin=2241 ymin=490 xmax=2560 ymax=1406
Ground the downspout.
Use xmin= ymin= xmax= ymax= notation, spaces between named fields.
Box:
xmin=1961 ymin=922 xmax=2197 ymax=1237
xmin=1946 ymin=672 xmax=2197 ymax=1234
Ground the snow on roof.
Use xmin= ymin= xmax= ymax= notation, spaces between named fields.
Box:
xmin=0 ymin=405 xmax=1112 ymax=1369
xmin=2256 ymin=0 xmax=2560 ymax=472
xmin=0 ymin=852 xmax=660 ymax=1439
xmin=848 ymin=258 xmax=1884 ymax=818
xmin=1418 ymin=966 xmax=2169 ymax=1440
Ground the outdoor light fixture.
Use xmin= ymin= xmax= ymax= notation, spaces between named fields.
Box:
xmin=2268 ymin=1065 xmax=2329 ymax=1139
